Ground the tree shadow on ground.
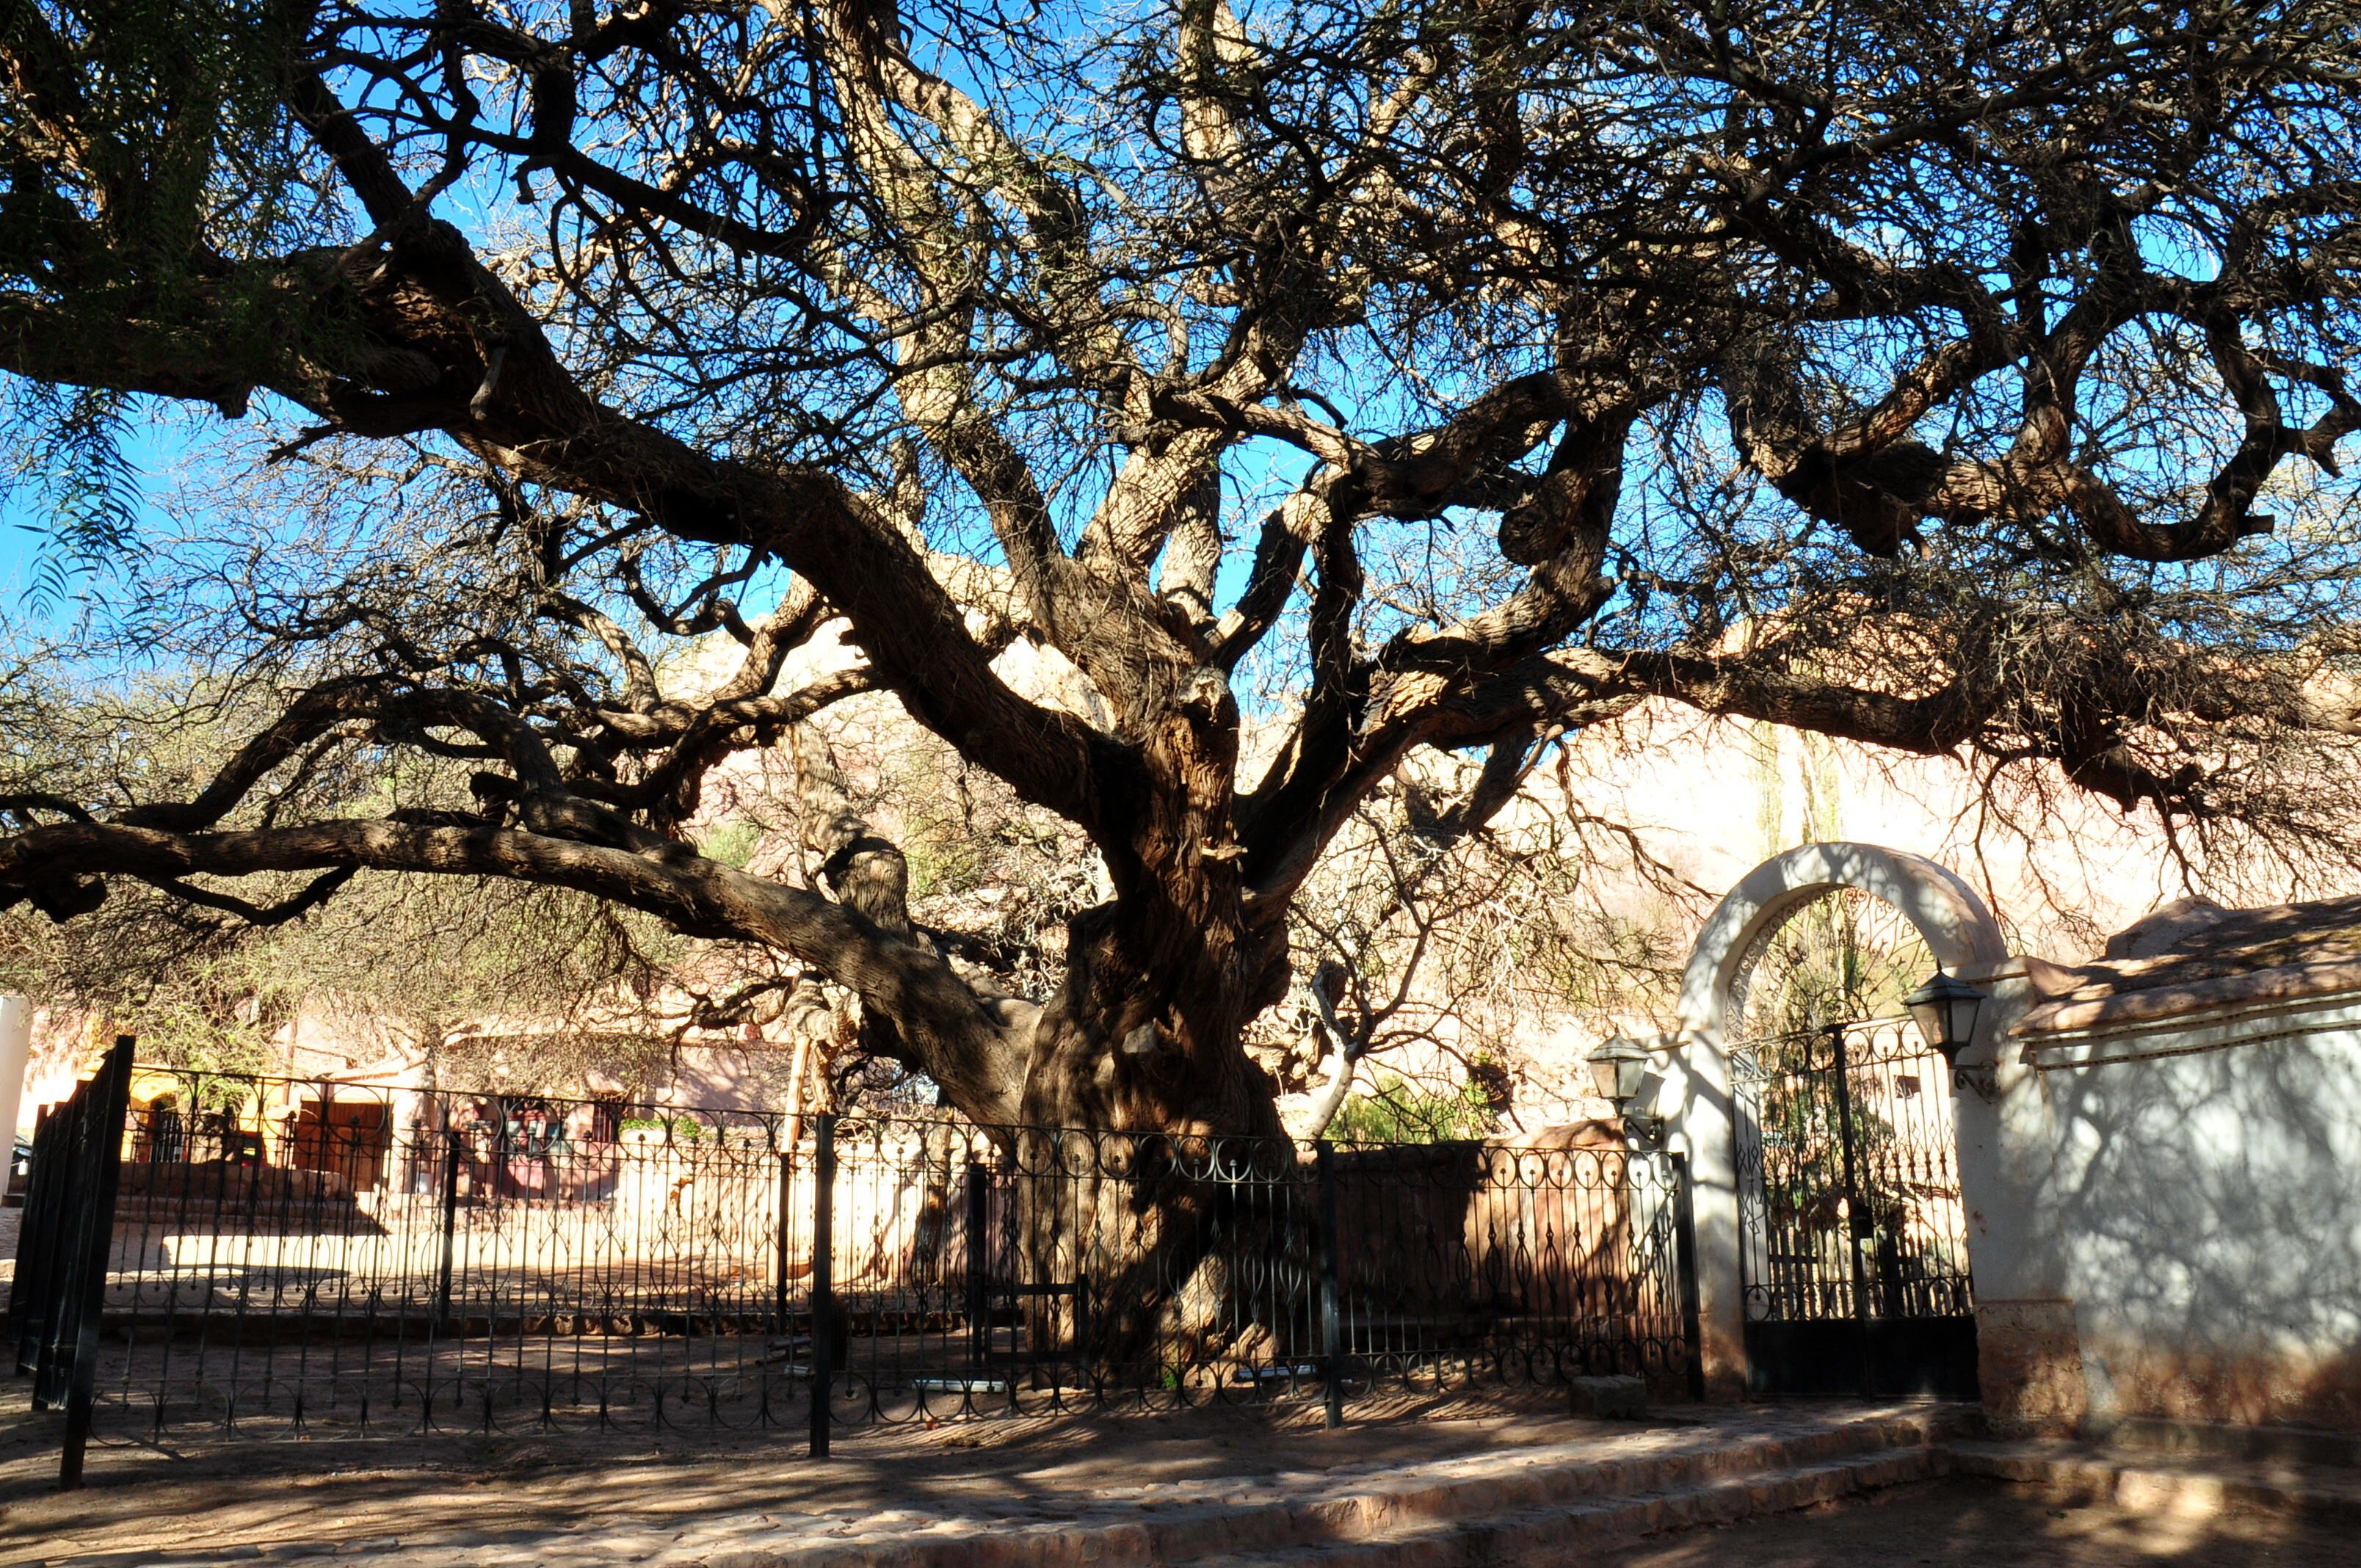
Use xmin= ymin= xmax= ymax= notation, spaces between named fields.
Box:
xmin=0 ymin=1387 xmax=1592 ymax=1556
xmin=2 ymin=1395 xmax=2351 ymax=1567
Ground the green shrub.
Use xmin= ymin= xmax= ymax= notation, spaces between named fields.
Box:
xmin=1324 ymin=1071 xmax=1501 ymax=1144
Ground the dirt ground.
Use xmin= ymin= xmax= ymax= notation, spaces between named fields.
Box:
xmin=1 ymin=1390 xmax=1680 ymax=1562
xmin=1 ymin=1391 xmax=2352 ymax=1566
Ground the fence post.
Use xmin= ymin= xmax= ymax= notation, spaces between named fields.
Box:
xmin=1827 ymin=1023 xmax=1876 ymax=1399
xmin=776 ymin=1147 xmax=796 ymax=1336
xmin=1316 ymin=1141 xmax=1343 ymax=1430
xmin=57 ymin=1036 xmax=134 ymax=1491
xmin=808 ymin=1111 xmax=836 ymax=1459
xmin=25 ymin=1100 xmax=73 ymax=1407
xmin=964 ymin=1161 xmax=988 ymax=1372
xmin=9 ymin=1100 xmax=56 ymax=1368
xmin=434 ymin=1130 xmax=463 ymax=1333
xmin=1670 ymin=1152 xmax=1707 ymax=1404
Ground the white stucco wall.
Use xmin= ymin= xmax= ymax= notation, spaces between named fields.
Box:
xmin=1670 ymin=843 xmax=2361 ymax=1432
xmin=0 ymin=995 xmax=29 ymax=1152
xmin=2028 ymin=1001 xmax=2361 ymax=1431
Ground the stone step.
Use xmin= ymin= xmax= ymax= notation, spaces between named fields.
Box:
xmin=1183 ymin=1448 xmax=1943 ymax=1567
xmin=706 ymin=1409 xmax=1964 ymax=1567
xmin=2077 ymin=1415 xmax=2361 ymax=1470
xmin=1944 ymin=1438 xmax=2361 ymax=1523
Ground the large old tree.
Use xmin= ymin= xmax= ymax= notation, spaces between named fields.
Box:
xmin=5 ymin=0 xmax=2361 ymax=1144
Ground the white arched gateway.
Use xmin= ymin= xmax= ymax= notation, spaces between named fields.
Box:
xmin=1657 ymin=843 xmax=2007 ymax=1400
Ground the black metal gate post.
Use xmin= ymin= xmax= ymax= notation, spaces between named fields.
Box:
xmin=1315 ymin=1141 xmax=1343 ymax=1429
xmin=6 ymin=1036 xmax=137 ymax=1490
xmin=1670 ymin=1152 xmax=1708 ymax=1403
xmin=1826 ymin=1023 xmax=1876 ymax=1400
xmin=433 ymin=1130 xmax=463 ymax=1334
xmin=7 ymin=1102 xmax=58 ymax=1370
xmin=808 ymin=1112 xmax=836 ymax=1459
xmin=964 ymin=1161 xmax=989 ymax=1373
xmin=776 ymin=1146 xmax=797 ymax=1335
xmin=58 ymin=1038 xmax=134 ymax=1489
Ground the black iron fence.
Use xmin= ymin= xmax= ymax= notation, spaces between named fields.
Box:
xmin=10 ymin=1058 xmax=1701 ymax=1470
xmin=8 ymin=1037 xmax=134 ymax=1487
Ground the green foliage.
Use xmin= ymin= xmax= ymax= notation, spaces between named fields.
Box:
xmin=619 ymin=1115 xmax=708 ymax=1141
xmin=0 ymin=0 xmax=324 ymax=605
xmin=1741 ymin=890 xmax=1931 ymax=1039
xmin=0 ymin=0 xmax=311 ymax=271
xmin=697 ymin=820 xmax=763 ymax=869
xmin=902 ymin=832 xmax=977 ymax=901
xmin=0 ymin=671 xmax=692 ymax=1084
xmin=1325 ymin=1070 xmax=1502 ymax=1144
xmin=3 ymin=383 xmax=145 ymax=614
xmin=896 ymin=751 xmax=991 ymax=899
xmin=1752 ymin=1064 xmax=1900 ymax=1199
xmin=98 ymin=961 xmax=283 ymax=1078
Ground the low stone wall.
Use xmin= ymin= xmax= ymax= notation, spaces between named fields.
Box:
xmin=117 ymin=1158 xmax=355 ymax=1203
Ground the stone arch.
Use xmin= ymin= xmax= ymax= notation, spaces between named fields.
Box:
xmin=1678 ymin=841 xmax=2006 ymax=1041
xmin=1656 ymin=841 xmax=2006 ymax=1399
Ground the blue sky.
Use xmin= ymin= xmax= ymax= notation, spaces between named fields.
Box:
xmin=1 ymin=408 xmax=192 ymax=634
xmin=0 ymin=371 xmax=1314 ymax=665
xmin=0 ymin=515 xmax=41 ymax=597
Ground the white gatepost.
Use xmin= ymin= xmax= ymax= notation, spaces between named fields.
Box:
xmin=1941 ymin=956 xmax=2090 ymax=1429
xmin=0 ymin=994 xmax=31 ymax=1153
xmin=1658 ymin=843 xmax=2008 ymax=1401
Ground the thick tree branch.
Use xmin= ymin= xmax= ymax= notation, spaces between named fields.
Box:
xmin=0 ymin=813 xmax=1026 ymax=1122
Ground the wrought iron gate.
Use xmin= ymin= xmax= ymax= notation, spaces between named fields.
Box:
xmin=1733 ymin=1015 xmax=1979 ymax=1398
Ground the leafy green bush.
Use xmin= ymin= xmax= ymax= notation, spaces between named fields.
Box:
xmin=695 ymin=821 xmax=763 ymax=869
xmin=620 ymin=1115 xmax=709 ymax=1141
xmin=1325 ymin=1071 xmax=1501 ymax=1144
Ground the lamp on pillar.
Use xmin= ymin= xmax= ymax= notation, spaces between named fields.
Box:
xmin=1903 ymin=969 xmax=1993 ymax=1098
xmin=1586 ymin=1035 xmax=1665 ymax=1144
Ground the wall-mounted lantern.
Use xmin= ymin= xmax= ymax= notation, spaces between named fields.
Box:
xmin=1903 ymin=969 xmax=1994 ymax=1099
xmin=1586 ymin=1034 xmax=1666 ymax=1144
